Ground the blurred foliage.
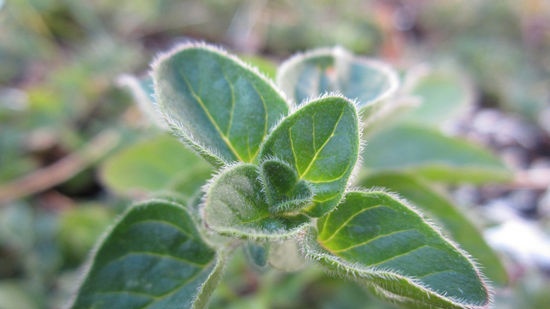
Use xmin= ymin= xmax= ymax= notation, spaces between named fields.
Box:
xmin=1 ymin=0 xmax=549 ymax=308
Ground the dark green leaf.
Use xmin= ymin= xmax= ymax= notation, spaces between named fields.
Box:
xmin=203 ymin=164 xmax=309 ymax=239
xmin=71 ymin=199 xmax=224 ymax=309
xmin=362 ymin=124 xmax=511 ymax=183
xmin=100 ymin=135 xmax=212 ymax=198
xmin=309 ymin=191 xmax=490 ymax=309
xmin=259 ymin=95 xmax=360 ymax=217
xmin=153 ymin=44 xmax=289 ymax=165
xmin=360 ymin=171 xmax=508 ymax=286
xmin=260 ymin=159 xmax=313 ymax=214
xmin=277 ymin=47 xmax=398 ymax=110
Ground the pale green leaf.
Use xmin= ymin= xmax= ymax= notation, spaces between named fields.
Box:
xmin=309 ymin=191 xmax=491 ymax=309
xmin=260 ymin=159 xmax=313 ymax=214
xmin=362 ymin=124 xmax=511 ymax=183
xmin=360 ymin=171 xmax=508 ymax=286
xmin=0 ymin=282 xmax=40 ymax=309
xmin=259 ymin=95 xmax=360 ymax=217
xmin=268 ymin=238 xmax=307 ymax=272
xmin=203 ymin=164 xmax=309 ymax=239
xmin=100 ymin=135 xmax=212 ymax=198
xmin=153 ymin=43 xmax=289 ymax=165
xmin=70 ymin=199 xmax=224 ymax=309
xmin=277 ymin=46 xmax=398 ymax=111
xmin=401 ymin=67 xmax=474 ymax=127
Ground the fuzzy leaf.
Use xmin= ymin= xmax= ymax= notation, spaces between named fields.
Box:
xmin=259 ymin=96 xmax=360 ymax=217
xmin=362 ymin=124 xmax=511 ymax=183
xmin=260 ymin=159 xmax=313 ymax=214
xmin=100 ymin=135 xmax=212 ymax=198
xmin=277 ymin=47 xmax=398 ymax=111
xmin=309 ymin=191 xmax=490 ymax=309
xmin=203 ymin=164 xmax=309 ymax=239
xmin=153 ymin=44 xmax=289 ymax=165
xmin=70 ymin=199 xmax=224 ymax=309
xmin=360 ymin=172 xmax=508 ymax=286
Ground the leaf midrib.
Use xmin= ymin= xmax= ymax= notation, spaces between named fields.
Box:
xmin=179 ymin=70 xmax=245 ymax=162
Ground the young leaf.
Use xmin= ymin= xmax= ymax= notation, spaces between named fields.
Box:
xmin=203 ymin=164 xmax=309 ymax=239
xmin=100 ymin=135 xmax=212 ymax=198
xmin=309 ymin=191 xmax=490 ymax=309
xmin=153 ymin=44 xmax=289 ymax=165
xmin=259 ymin=95 xmax=360 ymax=217
xmin=260 ymin=159 xmax=313 ymax=214
xmin=277 ymin=46 xmax=398 ymax=110
xmin=360 ymin=172 xmax=508 ymax=286
xmin=362 ymin=123 xmax=511 ymax=183
xmin=70 ymin=199 xmax=224 ymax=309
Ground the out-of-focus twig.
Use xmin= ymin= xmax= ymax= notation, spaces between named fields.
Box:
xmin=0 ymin=130 xmax=120 ymax=206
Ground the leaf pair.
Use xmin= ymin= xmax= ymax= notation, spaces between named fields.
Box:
xmin=203 ymin=94 xmax=360 ymax=238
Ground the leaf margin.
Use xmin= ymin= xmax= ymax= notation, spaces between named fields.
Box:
xmin=305 ymin=190 xmax=492 ymax=309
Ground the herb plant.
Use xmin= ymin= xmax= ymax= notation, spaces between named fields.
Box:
xmin=71 ymin=43 xmax=495 ymax=309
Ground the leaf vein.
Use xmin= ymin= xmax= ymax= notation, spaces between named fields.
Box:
xmin=319 ymin=204 xmax=385 ymax=244
xmin=179 ymin=72 xmax=244 ymax=162
xmin=330 ymin=229 xmax=417 ymax=253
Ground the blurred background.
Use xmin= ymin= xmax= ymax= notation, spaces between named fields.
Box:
xmin=1 ymin=0 xmax=550 ymax=308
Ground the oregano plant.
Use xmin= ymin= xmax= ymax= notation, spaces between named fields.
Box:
xmin=70 ymin=43 xmax=492 ymax=309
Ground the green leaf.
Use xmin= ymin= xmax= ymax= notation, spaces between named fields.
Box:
xmin=309 ymin=191 xmax=491 ymax=309
xmin=360 ymin=171 xmax=508 ymax=286
xmin=203 ymin=164 xmax=309 ymax=239
xmin=362 ymin=124 xmax=511 ymax=183
xmin=259 ymin=95 xmax=360 ymax=217
xmin=244 ymin=242 xmax=270 ymax=271
xmin=100 ymin=135 xmax=212 ymax=198
xmin=277 ymin=47 xmax=398 ymax=111
xmin=70 ymin=199 xmax=224 ymax=309
xmin=58 ymin=204 xmax=114 ymax=264
xmin=153 ymin=43 xmax=289 ymax=165
xmin=260 ymin=159 xmax=313 ymax=214
xmin=401 ymin=67 xmax=473 ymax=127
xmin=0 ymin=282 xmax=40 ymax=309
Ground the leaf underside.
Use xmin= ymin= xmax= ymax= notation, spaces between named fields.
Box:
xmin=154 ymin=44 xmax=289 ymax=165
xmin=310 ymin=191 xmax=490 ymax=309
xmin=71 ymin=200 xmax=223 ymax=309
xmin=259 ymin=96 xmax=360 ymax=217
xmin=277 ymin=47 xmax=398 ymax=111
xmin=203 ymin=164 xmax=309 ymax=239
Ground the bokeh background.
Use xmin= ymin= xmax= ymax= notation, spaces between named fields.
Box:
xmin=1 ymin=0 xmax=550 ymax=308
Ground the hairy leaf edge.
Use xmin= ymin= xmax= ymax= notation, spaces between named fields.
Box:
xmin=65 ymin=198 xmax=224 ymax=309
xmin=260 ymin=93 xmax=365 ymax=182
xmin=201 ymin=163 xmax=311 ymax=240
xmin=277 ymin=46 xmax=400 ymax=108
xmin=151 ymin=42 xmax=291 ymax=166
xmin=304 ymin=189 xmax=493 ymax=308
